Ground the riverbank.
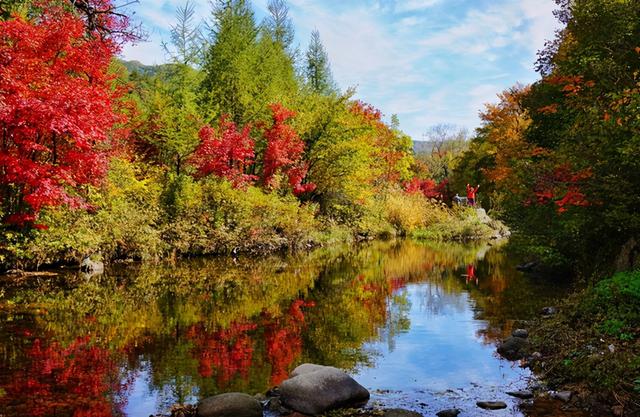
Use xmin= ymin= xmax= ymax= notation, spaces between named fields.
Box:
xmin=525 ymin=270 xmax=640 ymax=417
xmin=0 ymin=167 xmax=508 ymax=272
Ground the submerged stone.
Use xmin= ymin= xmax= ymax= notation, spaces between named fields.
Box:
xmin=506 ymin=390 xmax=533 ymax=399
xmin=383 ymin=409 xmax=423 ymax=417
xmin=436 ymin=409 xmax=461 ymax=417
xmin=477 ymin=401 xmax=508 ymax=410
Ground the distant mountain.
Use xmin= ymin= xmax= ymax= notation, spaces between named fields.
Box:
xmin=120 ymin=60 xmax=170 ymax=77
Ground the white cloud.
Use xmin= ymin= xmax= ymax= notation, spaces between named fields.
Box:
xmin=418 ymin=1 xmax=559 ymax=57
xmin=395 ymin=0 xmax=441 ymax=13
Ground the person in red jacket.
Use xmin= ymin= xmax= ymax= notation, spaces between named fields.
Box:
xmin=466 ymin=184 xmax=479 ymax=206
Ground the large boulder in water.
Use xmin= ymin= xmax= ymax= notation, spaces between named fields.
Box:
xmin=197 ymin=392 xmax=262 ymax=417
xmin=279 ymin=364 xmax=370 ymax=415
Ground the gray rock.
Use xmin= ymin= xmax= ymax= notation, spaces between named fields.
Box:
xmin=197 ymin=393 xmax=262 ymax=417
xmin=497 ymin=336 xmax=529 ymax=360
xmin=436 ymin=409 xmax=461 ymax=417
xmin=512 ymin=329 xmax=528 ymax=339
xmin=280 ymin=364 xmax=369 ymax=415
xmin=290 ymin=363 xmax=327 ymax=377
xmin=477 ymin=401 xmax=507 ymax=410
xmin=383 ymin=409 xmax=423 ymax=417
xmin=551 ymin=391 xmax=572 ymax=402
xmin=506 ymin=390 xmax=533 ymax=399
xmin=80 ymin=256 xmax=104 ymax=274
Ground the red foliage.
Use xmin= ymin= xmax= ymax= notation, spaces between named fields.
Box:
xmin=0 ymin=336 xmax=126 ymax=417
xmin=349 ymin=101 xmax=383 ymax=123
xmin=388 ymin=277 xmax=407 ymax=293
xmin=0 ymin=4 xmax=126 ymax=225
xmin=263 ymin=299 xmax=314 ymax=385
xmin=187 ymin=321 xmax=257 ymax=386
xmin=532 ymin=164 xmax=592 ymax=213
xmin=191 ymin=117 xmax=257 ymax=188
xmin=404 ymin=177 xmax=448 ymax=200
xmin=262 ymin=103 xmax=315 ymax=196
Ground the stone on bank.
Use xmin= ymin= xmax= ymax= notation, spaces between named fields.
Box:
xmin=197 ymin=392 xmax=262 ymax=417
xmin=279 ymin=363 xmax=370 ymax=415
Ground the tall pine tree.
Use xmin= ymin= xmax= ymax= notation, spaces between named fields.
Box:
xmin=200 ymin=0 xmax=258 ymax=124
xmin=200 ymin=0 xmax=297 ymax=126
xmin=305 ymin=30 xmax=336 ymax=94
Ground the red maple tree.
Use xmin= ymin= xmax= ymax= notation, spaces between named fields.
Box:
xmin=0 ymin=2 xmax=127 ymax=226
xmin=262 ymin=103 xmax=315 ymax=196
xmin=191 ymin=117 xmax=257 ymax=188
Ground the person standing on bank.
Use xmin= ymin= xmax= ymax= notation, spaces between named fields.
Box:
xmin=466 ymin=184 xmax=479 ymax=207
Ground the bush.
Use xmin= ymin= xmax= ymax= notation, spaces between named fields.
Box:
xmin=163 ymin=179 xmax=319 ymax=256
xmin=0 ymin=158 xmax=165 ymax=268
xmin=382 ymin=190 xmax=429 ymax=235
xmin=412 ymin=205 xmax=496 ymax=241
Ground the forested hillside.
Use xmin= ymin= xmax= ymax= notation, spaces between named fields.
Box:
xmin=0 ymin=0 xmax=492 ymax=269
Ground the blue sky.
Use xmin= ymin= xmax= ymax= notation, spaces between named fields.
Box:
xmin=121 ymin=0 xmax=561 ymax=141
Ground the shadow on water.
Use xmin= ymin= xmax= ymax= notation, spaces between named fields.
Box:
xmin=0 ymin=240 xmax=577 ymax=416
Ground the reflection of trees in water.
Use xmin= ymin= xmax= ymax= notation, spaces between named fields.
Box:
xmin=0 ymin=335 xmax=132 ymax=417
xmin=377 ymin=292 xmax=411 ymax=352
xmin=417 ymin=281 xmax=468 ymax=316
xmin=0 ymin=239 xmax=568 ymax=416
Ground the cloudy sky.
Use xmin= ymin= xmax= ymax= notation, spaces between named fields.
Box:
xmin=121 ymin=0 xmax=562 ymax=141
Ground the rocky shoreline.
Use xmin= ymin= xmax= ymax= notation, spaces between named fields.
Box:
xmin=159 ymin=306 xmax=598 ymax=417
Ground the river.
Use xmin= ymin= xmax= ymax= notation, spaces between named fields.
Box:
xmin=0 ymin=240 xmax=576 ymax=416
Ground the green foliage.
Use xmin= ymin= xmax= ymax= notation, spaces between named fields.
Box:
xmin=163 ymin=178 xmax=319 ymax=256
xmin=0 ymin=0 xmax=498 ymax=271
xmin=200 ymin=0 xmax=297 ymax=126
xmin=0 ymin=158 xmax=164 ymax=268
xmin=305 ymin=30 xmax=336 ymax=94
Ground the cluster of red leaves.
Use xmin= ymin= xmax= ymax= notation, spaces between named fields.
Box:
xmin=186 ymin=322 xmax=257 ymax=386
xmin=0 ymin=4 xmax=125 ymax=225
xmin=191 ymin=117 xmax=257 ymax=188
xmin=0 ymin=336 xmax=125 ymax=417
xmin=545 ymin=75 xmax=595 ymax=97
xmin=531 ymin=164 xmax=592 ymax=213
xmin=262 ymin=103 xmax=315 ymax=196
xmin=404 ymin=177 xmax=448 ymax=200
xmin=262 ymin=299 xmax=315 ymax=385
xmin=349 ymin=101 xmax=383 ymax=123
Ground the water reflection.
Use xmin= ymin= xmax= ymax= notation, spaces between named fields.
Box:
xmin=0 ymin=240 xmax=570 ymax=416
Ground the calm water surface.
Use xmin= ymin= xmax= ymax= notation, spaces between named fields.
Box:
xmin=0 ymin=240 xmax=571 ymax=416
